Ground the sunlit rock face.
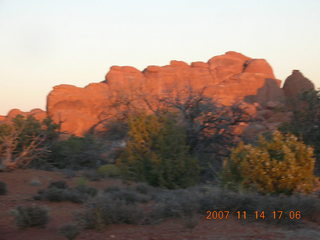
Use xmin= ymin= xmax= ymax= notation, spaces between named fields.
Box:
xmin=46 ymin=51 xmax=291 ymax=136
xmin=47 ymin=83 xmax=111 ymax=136
xmin=1 ymin=108 xmax=47 ymax=122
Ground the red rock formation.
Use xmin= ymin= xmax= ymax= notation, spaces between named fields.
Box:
xmin=47 ymin=83 xmax=111 ymax=136
xmin=47 ymin=51 xmax=285 ymax=136
xmin=283 ymin=70 xmax=315 ymax=98
xmin=3 ymin=108 xmax=47 ymax=122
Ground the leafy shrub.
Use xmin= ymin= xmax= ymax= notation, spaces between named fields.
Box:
xmin=59 ymin=224 xmax=81 ymax=240
xmin=117 ymin=113 xmax=199 ymax=189
xmin=0 ymin=181 xmax=7 ymax=195
xmin=223 ymin=131 xmax=317 ymax=194
xmin=77 ymin=197 xmax=144 ymax=229
xmin=11 ymin=205 xmax=49 ymax=229
xmin=97 ymin=164 xmax=120 ymax=178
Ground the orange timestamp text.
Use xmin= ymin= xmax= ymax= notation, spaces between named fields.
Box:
xmin=205 ymin=210 xmax=302 ymax=220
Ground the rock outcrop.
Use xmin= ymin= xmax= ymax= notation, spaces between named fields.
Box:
xmin=47 ymin=83 xmax=110 ymax=136
xmin=3 ymin=51 xmax=314 ymax=138
xmin=47 ymin=51 xmax=287 ymax=135
xmin=0 ymin=108 xmax=47 ymax=123
xmin=283 ymin=70 xmax=315 ymax=98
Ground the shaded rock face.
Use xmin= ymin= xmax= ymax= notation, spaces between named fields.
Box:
xmin=283 ymin=70 xmax=315 ymax=98
xmin=47 ymin=51 xmax=286 ymax=136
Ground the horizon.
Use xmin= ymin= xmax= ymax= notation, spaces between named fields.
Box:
xmin=1 ymin=0 xmax=320 ymax=115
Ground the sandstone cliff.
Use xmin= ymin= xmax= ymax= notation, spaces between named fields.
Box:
xmin=1 ymin=52 xmax=315 ymax=137
xmin=47 ymin=51 xmax=288 ymax=136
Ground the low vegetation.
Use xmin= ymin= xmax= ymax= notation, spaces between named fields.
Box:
xmin=59 ymin=224 xmax=81 ymax=240
xmin=11 ymin=205 xmax=49 ymax=229
xmin=34 ymin=181 xmax=97 ymax=203
xmin=76 ymin=184 xmax=320 ymax=230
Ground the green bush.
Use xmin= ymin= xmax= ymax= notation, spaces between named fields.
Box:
xmin=222 ymin=130 xmax=317 ymax=194
xmin=117 ymin=113 xmax=199 ymax=189
xmin=97 ymin=164 xmax=120 ymax=178
xmin=0 ymin=181 xmax=7 ymax=195
xmin=11 ymin=205 xmax=49 ymax=229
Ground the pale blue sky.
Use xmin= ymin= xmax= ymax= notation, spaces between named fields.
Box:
xmin=0 ymin=0 xmax=319 ymax=115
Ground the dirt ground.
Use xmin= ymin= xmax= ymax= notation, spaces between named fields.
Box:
xmin=0 ymin=169 xmax=319 ymax=240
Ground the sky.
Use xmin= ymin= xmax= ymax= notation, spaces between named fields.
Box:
xmin=0 ymin=0 xmax=319 ymax=115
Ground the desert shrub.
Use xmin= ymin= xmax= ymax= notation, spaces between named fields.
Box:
xmin=104 ymin=188 xmax=150 ymax=204
xmin=34 ymin=187 xmax=67 ymax=202
xmin=11 ymin=205 xmax=49 ymax=229
xmin=150 ymin=189 xmax=200 ymax=221
xmin=104 ymin=186 xmax=121 ymax=193
xmin=197 ymin=187 xmax=260 ymax=213
xmin=75 ymin=185 xmax=97 ymax=198
xmin=222 ymin=131 xmax=317 ymax=194
xmin=34 ymin=184 xmax=97 ymax=203
xmin=0 ymin=181 xmax=7 ymax=195
xmin=77 ymin=196 xmax=144 ymax=229
xmin=82 ymin=169 xmax=103 ymax=181
xmin=75 ymin=177 xmax=89 ymax=187
xmin=133 ymin=182 xmax=155 ymax=195
xmin=59 ymin=224 xmax=81 ymax=240
xmin=117 ymin=113 xmax=199 ymax=189
xmin=97 ymin=164 xmax=121 ymax=178
xmin=49 ymin=181 xmax=68 ymax=189
xmin=49 ymin=135 xmax=105 ymax=169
